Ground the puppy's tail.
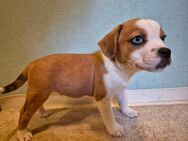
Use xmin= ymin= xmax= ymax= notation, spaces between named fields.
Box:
xmin=0 ymin=65 xmax=30 ymax=94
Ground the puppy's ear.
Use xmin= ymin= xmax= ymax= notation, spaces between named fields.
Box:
xmin=98 ymin=24 xmax=122 ymax=60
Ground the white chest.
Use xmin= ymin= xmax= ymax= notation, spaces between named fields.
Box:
xmin=102 ymin=55 xmax=129 ymax=96
xmin=103 ymin=71 xmax=128 ymax=96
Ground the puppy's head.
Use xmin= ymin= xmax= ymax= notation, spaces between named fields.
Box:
xmin=98 ymin=18 xmax=172 ymax=72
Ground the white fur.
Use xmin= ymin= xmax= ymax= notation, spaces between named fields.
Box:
xmin=137 ymin=19 xmax=161 ymax=40
xmin=96 ymin=96 xmax=125 ymax=137
xmin=136 ymin=19 xmax=166 ymax=49
xmin=131 ymin=19 xmax=167 ymax=71
xmin=116 ymin=89 xmax=138 ymax=118
xmin=97 ymin=53 xmax=137 ymax=137
xmin=97 ymin=19 xmax=169 ymax=138
xmin=17 ymin=129 xmax=33 ymax=141
xmin=102 ymin=54 xmax=129 ymax=96
xmin=0 ymin=87 xmax=5 ymax=94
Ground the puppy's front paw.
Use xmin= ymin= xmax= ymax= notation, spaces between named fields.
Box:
xmin=107 ymin=123 xmax=125 ymax=137
xmin=17 ymin=129 xmax=33 ymax=141
xmin=123 ymin=107 xmax=138 ymax=118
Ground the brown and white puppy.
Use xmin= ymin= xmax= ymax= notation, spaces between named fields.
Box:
xmin=0 ymin=18 xmax=171 ymax=141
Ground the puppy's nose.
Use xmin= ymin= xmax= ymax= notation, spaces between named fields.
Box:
xmin=158 ymin=48 xmax=171 ymax=59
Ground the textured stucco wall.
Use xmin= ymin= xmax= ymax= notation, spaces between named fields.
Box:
xmin=0 ymin=0 xmax=188 ymax=94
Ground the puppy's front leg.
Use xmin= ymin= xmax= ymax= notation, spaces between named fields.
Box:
xmin=96 ymin=96 xmax=125 ymax=137
xmin=116 ymin=89 xmax=138 ymax=118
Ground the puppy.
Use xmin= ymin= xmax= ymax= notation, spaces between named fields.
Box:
xmin=0 ymin=18 xmax=171 ymax=141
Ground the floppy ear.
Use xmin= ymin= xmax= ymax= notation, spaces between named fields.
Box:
xmin=98 ymin=24 xmax=122 ymax=60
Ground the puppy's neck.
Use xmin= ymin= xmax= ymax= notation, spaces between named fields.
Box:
xmin=115 ymin=58 xmax=141 ymax=79
xmin=101 ymin=52 xmax=140 ymax=81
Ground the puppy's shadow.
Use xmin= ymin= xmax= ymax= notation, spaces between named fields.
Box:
xmin=31 ymin=107 xmax=98 ymax=135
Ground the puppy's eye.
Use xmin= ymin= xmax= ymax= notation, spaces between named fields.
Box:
xmin=161 ymin=35 xmax=167 ymax=41
xmin=131 ymin=36 xmax=144 ymax=45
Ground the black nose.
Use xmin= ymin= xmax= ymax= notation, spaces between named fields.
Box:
xmin=158 ymin=48 xmax=171 ymax=59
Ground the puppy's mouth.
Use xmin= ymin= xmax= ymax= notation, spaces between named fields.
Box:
xmin=135 ymin=58 xmax=172 ymax=72
xmin=155 ymin=58 xmax=172 ymax=70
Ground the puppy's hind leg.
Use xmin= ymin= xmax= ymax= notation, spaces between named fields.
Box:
xmin=17 ymin=90 xmax=50 ymax=141
xmin=39 ymin=106 xmax=53 ymax=118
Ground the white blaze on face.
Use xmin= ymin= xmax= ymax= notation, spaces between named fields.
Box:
xmin=130 ymin=19 xmax=166 ymax=71
xmin=137 ymin=19 xmax=165 ymax=48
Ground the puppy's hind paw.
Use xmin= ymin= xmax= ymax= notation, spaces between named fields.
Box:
xmin=39 ymin=107 xmax=53 ymax=118
xmin=17 ymin=129 xmax=33 ymax=141
xmin=40 ymin=110 xmax=53 ymax=118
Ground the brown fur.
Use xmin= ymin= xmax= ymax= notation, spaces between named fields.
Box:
xmin=117 ymin=19 xmax=147 ymax=64
xmin=160 ymin=26 xmax=166 ymax=41
xmin=14 ymin=52 xmax=108 ymax=130
xmin=1 ymin=18 xmax=156 ymax=136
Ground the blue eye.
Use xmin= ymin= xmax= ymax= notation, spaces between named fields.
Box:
xmin=131 ymin=36 xmax=144 ymax=45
